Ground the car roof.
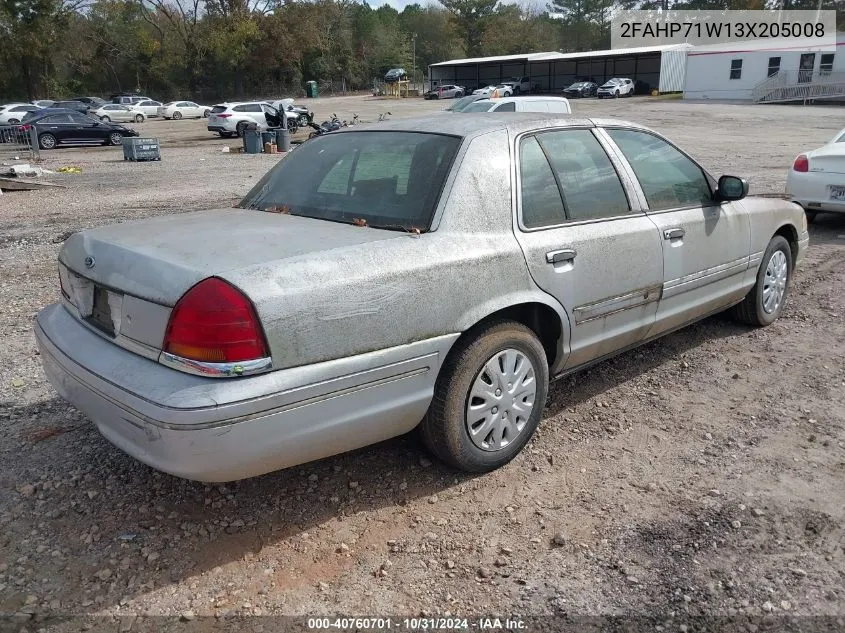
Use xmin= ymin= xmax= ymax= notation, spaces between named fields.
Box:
xmin=334 ymin=113 xmax=651 ymax=139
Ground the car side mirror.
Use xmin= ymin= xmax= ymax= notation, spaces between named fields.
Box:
xmin=717 ymin=175 xmax=749 ymax=201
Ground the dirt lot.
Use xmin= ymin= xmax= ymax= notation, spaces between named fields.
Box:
xmin=1 ymin=95 xmax=844 ymax=628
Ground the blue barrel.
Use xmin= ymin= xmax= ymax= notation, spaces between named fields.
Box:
xmin=243 ymin=130 xmax=262 ymax=154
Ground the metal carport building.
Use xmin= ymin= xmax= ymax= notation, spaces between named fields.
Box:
xmin=428 ymin=43 xmax=691 ymax=95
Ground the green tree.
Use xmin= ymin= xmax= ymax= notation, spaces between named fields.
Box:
xmin=440 ymin=0 xmax=499 ymax=57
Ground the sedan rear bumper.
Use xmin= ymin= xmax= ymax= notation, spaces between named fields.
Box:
xmin=36 ymin=304 xmax=453 ymax=482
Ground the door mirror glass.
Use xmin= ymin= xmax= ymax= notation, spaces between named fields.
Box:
xmin=717 ymin=175 xmax=748 ymax=201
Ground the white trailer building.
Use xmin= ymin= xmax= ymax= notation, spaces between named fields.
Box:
xmin=428 ymin=44 xmax=691 ymax=96
xmin=683 ymin=35 xmax=845 ymax=102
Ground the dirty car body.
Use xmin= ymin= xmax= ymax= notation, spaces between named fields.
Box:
xmin=36 ymin=114 xmax=809 ymax=482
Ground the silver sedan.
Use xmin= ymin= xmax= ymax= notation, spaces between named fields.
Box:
xmin=35 ymin=114 xmax=809 ymax=482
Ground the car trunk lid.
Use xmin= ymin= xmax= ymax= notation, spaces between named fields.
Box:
xmin=807 ymin=145 xmax=845 ymax=174
xmin=59 ymin=208 xmax=403 ymax=306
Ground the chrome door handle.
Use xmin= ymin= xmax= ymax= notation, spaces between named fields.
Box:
xmin=546 ymin=249 xmax=577 ymax=264
xmin=663 ymin=228 xmax=685 ymax=240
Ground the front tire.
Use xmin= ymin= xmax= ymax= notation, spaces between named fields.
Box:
xmin=420 ymin=321 xmax=549 ymax=472
xmin=109 ymin=132 xmax=123 ymax=146
xmin=172 ymin=111 xmax=183 ymax=120
xmin=203 ymin=109 xmax=210 ymax=118
xmin=614 ymin=90 xmax=620 ymax=98
xmin=732 ymin=235 xmax=792 ymax=327
xmin=100 ymin=116 xmax=111 ymax=122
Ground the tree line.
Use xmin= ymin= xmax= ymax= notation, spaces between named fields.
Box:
xmin=1 ymin=0 xmax=842 ymax=102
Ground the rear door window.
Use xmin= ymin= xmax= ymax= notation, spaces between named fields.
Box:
xmin=493 ymin=101 xmax=516 ymax=112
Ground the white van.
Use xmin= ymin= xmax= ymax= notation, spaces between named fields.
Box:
xmin=458 ymin=96 xmax=571 ymax=114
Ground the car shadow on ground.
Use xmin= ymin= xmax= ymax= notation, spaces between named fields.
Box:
xmin=0 ymin=309 xmax=755 ymax=614
xmin=807 ymin=214 xmax=845 ymax=247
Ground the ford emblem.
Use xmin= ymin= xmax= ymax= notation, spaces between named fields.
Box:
xmin=84 ymin=256 xmax=95 ymax=269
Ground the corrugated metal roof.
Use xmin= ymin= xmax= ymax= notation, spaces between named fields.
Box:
xmin=430 ymin=44 xmax=693 ymax=68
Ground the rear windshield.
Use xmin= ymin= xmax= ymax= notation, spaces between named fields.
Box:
xmin=211 ymin=105 xmax=228 ymax=114
xmin=459 ymin=101 xmax=495 ymax=112
xmin=238 ymin=131 xmax=461 ymax=232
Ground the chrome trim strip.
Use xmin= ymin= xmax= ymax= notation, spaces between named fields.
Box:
xmin=573 ymin=284 xmax=662 ymax=325
xmin=749 ymin=250 xmax=765 ymax=266
xmin=158 ymin=353 xmax=273 ymax=378
xmin=662 ymin=257 xmax=748 ymax=299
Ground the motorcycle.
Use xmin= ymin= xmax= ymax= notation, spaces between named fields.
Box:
xmin=272 ymin=98 xmax=314 ymax=128
xmin=307 ymin=113 xmax=345 ymax=139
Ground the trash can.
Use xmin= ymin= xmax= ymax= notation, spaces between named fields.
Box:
xmin=275 ymin=127 xmax=291 ymax=152
xmin=306 ymin=81 xmax=318 ymax=98
xmin=261 ymin=131 xmax=275 ymax=147
xmin=122 ymin=137 xmax=160 ymax=161
xmin=243 ymin=130 xmax=262 ymax=154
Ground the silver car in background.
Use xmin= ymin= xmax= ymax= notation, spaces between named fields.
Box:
xmin=36 ymin=114 xmax=808 ymax=482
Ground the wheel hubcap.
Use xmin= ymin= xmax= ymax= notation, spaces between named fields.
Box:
xmin=465 ymin=349 xmax=536 ymax=452
xmin=762 ymin=250 xmax=788 ymax=314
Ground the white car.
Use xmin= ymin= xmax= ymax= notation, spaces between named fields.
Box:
xmin=786 ymin=126 xmax=845 ymax=222
xmin=499 ymin=76 xmax=531 ymax=95
xmin=134 ymin=100 xmax=163 ymax=117
xmin=472 ymin=84 xmax=513 ymax=98
xmin=206 ymin=101 xmax=291 ymax=137
xmin=456 ymin=96 xmax=571 ymax=114
xmin=597 ymin=78 xmax=635 ymax=98
xmin=0 ymin=103 xmax=42 ymax=124
xmin=31 ymin=100 xmax=55 ymax=108
xmin=93 ymin=104 xmax=146 ymax=123
xmin=158 ymin=101 xmax=210 ymax=120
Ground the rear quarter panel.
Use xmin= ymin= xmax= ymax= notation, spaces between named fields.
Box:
xmin=221 ymin=129 xmax=569 ymax=371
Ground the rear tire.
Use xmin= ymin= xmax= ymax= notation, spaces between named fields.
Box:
xmin=173 ymin=111 xmax=183 ymax=120
xmin=420 ymin=320 xmax=549 ymax=472
xmin=100 ymin=116 xmax=111 ymax=122
xmin=731 ymin=235 xmax=792 ymax=327
xmin=236 ymin=121 xmax=248 ymax=137
xmin=219 ymin=131 xmax=234 ymax=138
xmin=134 ymin=114 xmax=144 ymax=123
xmin=203 ymin=109 xmax=210 ymax=118
xmin=38 ymin=133 xmax=57 ymax=150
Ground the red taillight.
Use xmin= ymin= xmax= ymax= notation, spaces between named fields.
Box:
xmin=793 ymin=154 xmax=809 ymax=172
xmin=163 ymin=278 xmax=268 ymax=364
xmin=216 ymin=113 xmax=231 ymax=118
xmin=19 ymin=124 xmax=31 ymax=131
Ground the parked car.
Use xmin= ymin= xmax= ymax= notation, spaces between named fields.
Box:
xmin=51 ymin=100 xmax=90 ymax=114
xmin=786 ymin=126 xmax=845 ymax=222
xmin=92 ymin=104 xmax=146 ymax=123
xmin=111 ymin=94 xmax=152 ymax=105
xmin=384 ymin=68 xmax=407 ymax=83
xmin=597 ymin=78 xmax=635 ymax=98
xmin=18 ymin=109 xmax=138 ymax=149
xmin=456 ymin=96 xmax=572 ymax=114
xmin=73 ymin=96 xmax=107 ymax=109
xmin=445 ymin=95 xmax=487 ymax=112
xmin=33 ymin=114 xmax=808 ymax=482
xmin=424 ymin=85 xmax=466 ymax=100
xmin=0 ymin=103 xmax=42 ymax=124
xmin=31 ymin=100 xmax=55 ymax=108
xmin=270 ymin=99 xmax=313 ymax=127
xmin=158 ymin=101 xmax=210 ymax=120
xmin=500 ymin=76 xmax=531 ymax=95
xmin=562 ymin=81 xmax=598 ymax=98
xmin=134 ymin=100 xmax=163 ymax=117
xmin=473 ymin=85 xmax=513 ymax=97
xmin=206 ymin=101 xmax=283 ymax=137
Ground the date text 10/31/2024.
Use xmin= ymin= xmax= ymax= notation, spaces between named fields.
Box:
xmin=306 ymin=617 xmax=527 ymax=630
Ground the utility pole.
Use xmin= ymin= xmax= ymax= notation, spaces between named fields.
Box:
xmin=412 ymin=33 xmax=417 ymax=91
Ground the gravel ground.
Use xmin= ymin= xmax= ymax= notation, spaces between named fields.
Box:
xmin=1 ymin=95 xmax=844 ymax=628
